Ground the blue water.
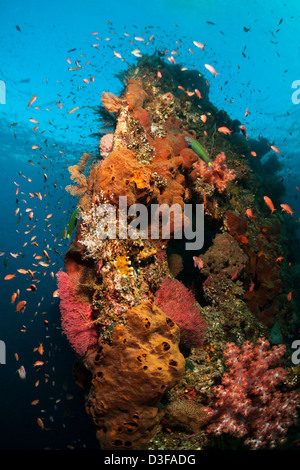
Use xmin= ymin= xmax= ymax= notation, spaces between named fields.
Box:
xmin=0 ymin=0 xmax=299 ymax=450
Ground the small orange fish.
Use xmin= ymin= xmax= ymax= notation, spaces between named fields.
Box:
xmin=204 ymin=63 xmax=218 ymax=76
xmin=17 ymin=269 xmax=28 ymax=274
xmin=37 ymin=344 xmax=44 ymax=356
xmin=246 ymin=208 xmax=256 ymax=218
xmin=231 ymin=268 xmax=240 ymax=281
xmin=31 ymin=400 xmax=39 ymax=406
xmin=157 ymin=71 xmax=162 ymax=78
xmin=68 ymin=107 xmax=79 ymax=115
xmin=236 ymin=234 xmax=249 ymax=244
xmin=264 ymin=196 xmax=276 ymax=213
xmin=218 ymin=126 xmax=232 ymax=135
xmin=276 ymin=256 xmax=284 ymax=264
xmin=16 ymin=301 xmax=27 ymax=313
xmin=280 ymin=204 xmax=294 ymax=216
xmin=250 ymin=151 xmax=257 ymax=157
xmin=287 ymin=291 xmax=292 ymax=301
xmin=248 ymin=280 xmax=255 ymax=292
xmin=240 ymin=125 xmax=248 ymax=140
xmin=36 ymin=417 xmax=48 ymax=430
xmin=33 ymin=361 xmax=44 ymax=367
xmin=27 ymin=95 xmax=37 ymax=108
xmin=200 ymin=114 xmax=207 ymax=123
xmin=4 ymin=274 xmax=15 ymax=280
xmin=11 ymin=292 xmax=17 ymax=303
xmin=193 ymin=41 xmax=205 ymax=50
xmin=195 ymin=89 xmax=202 ymax=99
xmin=270 ymin=145 xmax=280 ymax=154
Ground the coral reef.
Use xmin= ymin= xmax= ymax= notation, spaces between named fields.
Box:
xmin=58 ymin=53 xmax=300 ymax=450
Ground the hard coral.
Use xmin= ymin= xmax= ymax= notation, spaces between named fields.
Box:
xmin=191 ymin=151 xmax=236 ymax=193
xmin=154 ymin=277 xmax=207 ymax=348
xmin=205 ymin=338 xmax=299 ymax=449
xmin=84 ymin=301 xmax=185 ymax=450
xmin=56 ymin=271 xmax=98 ymax=357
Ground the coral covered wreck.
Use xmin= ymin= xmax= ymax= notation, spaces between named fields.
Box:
xmin=57 ymin=54 xmax=300 ymax=450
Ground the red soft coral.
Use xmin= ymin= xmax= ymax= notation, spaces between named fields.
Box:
xmin=56 ymin=271 xmax=98 ymax=357
xmin=154 ymin=277 xmax=207 ymax=348
xmin=205 ymin=338 xmax=299 ymax=449
xmin=192 ymin=151 xmax=236 ymax=193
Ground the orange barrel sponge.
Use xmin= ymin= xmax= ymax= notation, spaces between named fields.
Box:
xmin=84 ymin=301 xmax=185 ymax=450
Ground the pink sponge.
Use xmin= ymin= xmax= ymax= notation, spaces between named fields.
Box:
xmin=99 ymin=133 xmax=114 ymax=158
xmin=56 ymin=271 xmax=98 ymax=356
xmin=154 ymin=277 xmax=207 ymax=348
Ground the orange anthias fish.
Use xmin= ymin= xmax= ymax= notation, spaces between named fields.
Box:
xmin=16 ymin=301 xmax=27 ymax=312
xmin=270 ymin=145 xmax=280 ymax=154
xmin=193 ymin=41 xmax=205 ymax=50
xmin=246 ymin=208 xmax=256 ymax=218
xmin=204 ymin=63 xmax=218 ymax=76
xmin=280 ymin=204 xmax=294 ymax=216
xmin=27 ymin=95 xmax=37 ymax=108
xmin=264 ymin=196 xmax=276 ymax=213
xmin=33 ymin=361 xmax=44 ymax=367
xmin=218 ymin=126 xmax=232 ymax=135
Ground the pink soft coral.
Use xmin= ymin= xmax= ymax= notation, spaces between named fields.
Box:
xmin=192 ymin=151 xmax=236 ymax=193
xmin=154 ymin=277 xmax=207 ymax=348
xmin=205 ymin=338 xmax=299 ymax=449
xmin=56 ymin=271 xmax=98 ymax=356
